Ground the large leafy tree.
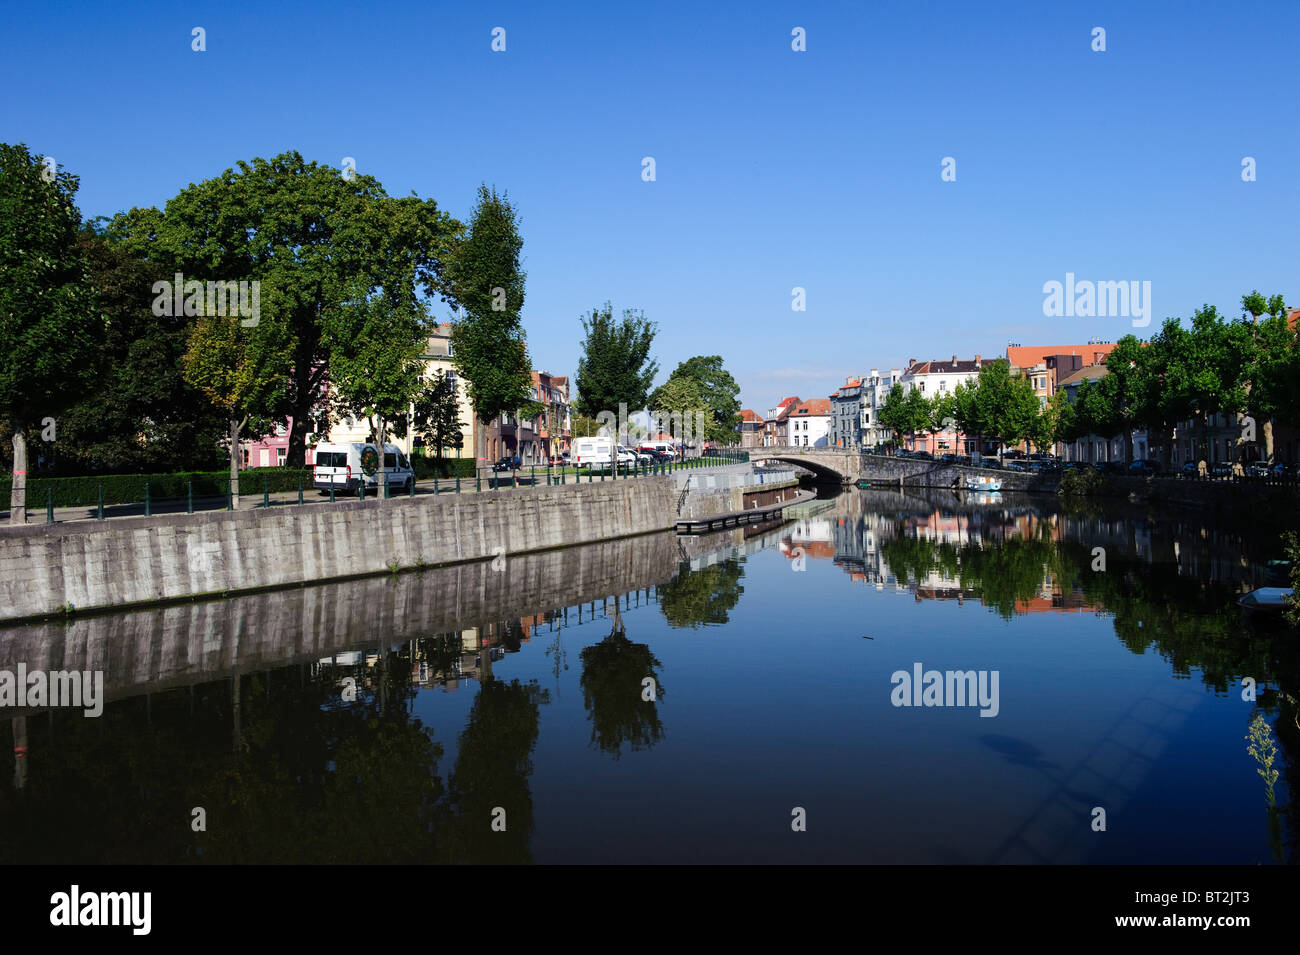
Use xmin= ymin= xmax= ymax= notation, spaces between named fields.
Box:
xmin=649 ymin=355 xmax=741 ymax=446
xmin=0 ymin=144 xmax=104 ymax=523
xmin=56 ymin=223 xmax=227 ymax=473
xmin=445 ymin=186 xmax=534 ymax=463
xmin=111 ymin=152 xmax=458 ymax=467
xmin=574 ymin=302 xmax=659 ymax=424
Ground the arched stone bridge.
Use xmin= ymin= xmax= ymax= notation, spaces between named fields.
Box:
xmin=751 ymin=448 xmax=864 ymax=483
xmin=752 ymin=448 xmax=1059 ymax=491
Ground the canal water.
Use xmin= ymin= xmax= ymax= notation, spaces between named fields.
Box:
xmin=1 ymin=487 xmax=1295 ymax=864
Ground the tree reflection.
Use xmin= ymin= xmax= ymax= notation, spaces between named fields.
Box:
xmin=658 ymin=558 xmax=745 ymax=628
xmin=579 ymin=604 xmax=666 ymax=760
xmin=437 ymin=668 xmax=549 ymax=865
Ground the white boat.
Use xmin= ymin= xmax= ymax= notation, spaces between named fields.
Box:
xmin=1237 ymin=587 xmax=1293 ymax=612
xmin=962 ymin=476 xmax=1002 ymax=492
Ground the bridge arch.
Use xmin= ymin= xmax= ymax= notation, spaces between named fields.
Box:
xmin=752 ymin=448 xmax=856 ymax=483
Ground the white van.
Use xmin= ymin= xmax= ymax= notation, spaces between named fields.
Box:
xmin=313 ymin=442 xmax=414 ymax=494
xmin=572 ymin=436 xmax=614 ymax=469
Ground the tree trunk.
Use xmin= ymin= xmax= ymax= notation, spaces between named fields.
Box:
xmin=9 ymin=420 xmax=28 ymax=525
xmin=1123 ymin=429 xmax=1134 ymax=463
xmin=229 ymin=418 xmax=243 ymax=509
xmin=1264 ymin=418 xmax=1275 ymax=463
xmin=373 ymin=414 xmax=389 ymax=498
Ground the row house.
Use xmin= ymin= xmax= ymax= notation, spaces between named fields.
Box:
xmin=1057 ymin=364 xmax=1149 ymax=464
xmin=786 ymin=398 xmax=832 ymax=447
xmin=829 ymin=378 xmax=863 ymax=448
xmin=531 ymin=371 xmax=572 ymax=462
xmin=899 ymin=356 xmax=983 ymax=454
xmin=862 ymin=368 xmax=902 ymax=449
xmin=761 ymin=396 xmax=800 ymax=446
xmin=736 ymin=409 xmax=764 ymax=448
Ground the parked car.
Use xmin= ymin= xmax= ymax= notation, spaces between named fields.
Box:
xmin=1027 ymin=461 xmax=1054 ymax=473
xmin=620 ymin=445 xmax=652 ymax=466
xmin=1005 ymin=461 xmax=1029 ymax=472
xmin=1210 ymin=462 xmax=1232 ymax=478
xmin=313 ymin=442 xmax=414 ymax=494
xmin=1128 ymin=459 xmax=1161 ymax=476
xmin=911 ymin=450 xmax=933 ymax=461
xmin=939 ymin=453 xmax=958 ymax=464
xmin=1274 ymin=463 xmax=1293 ymax=478
xmin=491 ymin=455 xmax=521 ymax=472
xmin=1061 ymin=461 xmax=1084 ymax=471
xmin=1092 ymin=461 xmax=1124 ymax=475
xmin=1246 ymin=462 xmax=1272 ymax=478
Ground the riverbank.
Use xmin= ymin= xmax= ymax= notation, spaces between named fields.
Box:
xmin=0 ymin=464 xmax=796 ymax=624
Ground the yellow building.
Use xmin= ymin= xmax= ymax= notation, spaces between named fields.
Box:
xmin=319 ymin=322 xmax=477 ymax=459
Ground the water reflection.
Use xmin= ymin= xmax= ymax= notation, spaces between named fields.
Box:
xmin=0 ymin=490 xmax=1295 ymax=863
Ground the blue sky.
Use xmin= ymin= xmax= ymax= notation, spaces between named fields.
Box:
xmin=4 ymin=0 xmax=1296 ymax=414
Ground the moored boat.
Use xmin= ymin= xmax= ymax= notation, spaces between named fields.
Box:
xmin=1237 ymin=587 xmax=1293 ymax=612
xmin=962 ymin=475 xmax=1002 ymax=492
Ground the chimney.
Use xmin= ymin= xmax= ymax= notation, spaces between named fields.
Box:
xmin=908 ymin=358 xmax=916 ymax=367
xmin=975 ymin=354 xmax=981 ymax=365
xmin=951 ymin=354 xmax=957 ymax=364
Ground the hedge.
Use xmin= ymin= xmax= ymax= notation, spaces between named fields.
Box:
xmin=0 ymin=468 xmax=313 ymax=509
xmin=411 ymin=456 xmax=476 ymax=480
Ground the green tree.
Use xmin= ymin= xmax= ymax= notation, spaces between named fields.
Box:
xmin=182 ymin=312 xmax=289 ymax=508
xmin=111 ymin=152 xmax=458 ymax=467
xmin=877 ymin=383 xmax=931 ymax=448
xmin=1240 ymin=291 xmax=1292 ymax=462
xmin=1163 ymin=306 xmax=1253 ymax=463
xmin=445 ymin=186 xmax=534 ymax=464
xmin=574 ymin=302 xmax=659 ymax=426
xmin=405 ymin=370 xmax=464 ymax=459
xmin=648 ymin=374 xmax=710 ymax=444
xmin=651 ymin=355 xmax=742 ymax=446
xmin=52 ymin=223 xmax=227 ymax=474
xmin=321 ymin=286 xmax=426 ymax=495
xmin=0 ymin=145 xmax=104 ymax=523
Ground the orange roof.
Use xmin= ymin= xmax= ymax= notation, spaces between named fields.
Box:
xmin=739 ymin=409 xmax=764 ymax=423
xmin=1007 ymin=344 xmax=1115 ymax=369
xmin=790 ymin=398 xmax=831 ymax=416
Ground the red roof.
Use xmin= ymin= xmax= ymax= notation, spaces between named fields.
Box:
xmin=790 ymin=398 xmax=831 ymax=417
xmin=739 ymin=409 xmax=764 ymax=423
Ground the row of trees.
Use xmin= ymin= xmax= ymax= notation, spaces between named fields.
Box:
xmin=1 ymin=144 xmax=533 ymax=518
xmin=1060 ymin=294 xmax=1294 ymax=464
xmin=878 ymin=358 xmax=1050 ymax=456
xmin=877 ymin=291 xmax=1294 ymax=463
